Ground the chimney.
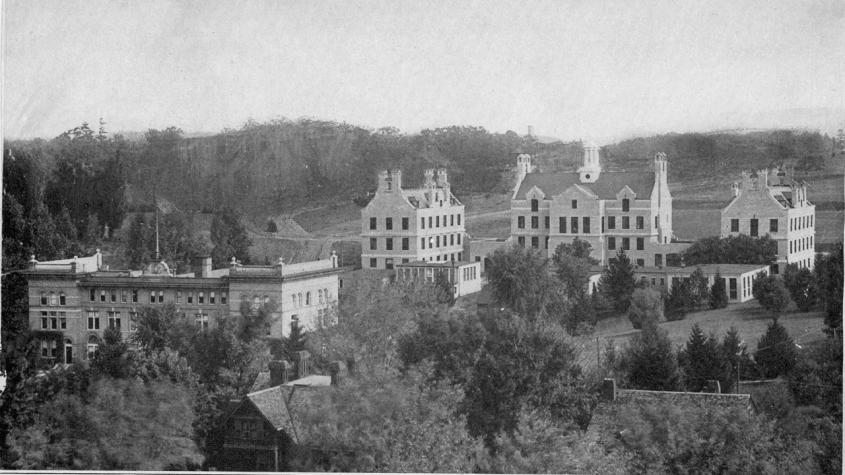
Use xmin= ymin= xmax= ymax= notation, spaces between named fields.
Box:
xmin=377 ymin=169 xmax=393 ymax=192
xmin=389 ymin=169 xmax=403 ymax=190
xmin=601 ymin=378 xmax=617 ymax=402
xmin=192 ymin=256 xmax=212 ymax=278
xmin=295 ymin=350 xmax=311 ymax=379
xmin=269 ymin=360 xmax=291 ymax=386
xmin=329 ymin=360 xmax=347 ymax=386
xmin=423 ymin=169 xmax=435 ymax=187
xmin=29 ymin=255 xmax=39 ymax=269
xmin=731 ymin=182 xmax=741 ymax=198
xmin=705 ymin=380 xmax=721 ymax=394
xmin=330 ymin=250 xmax=338 ymax=268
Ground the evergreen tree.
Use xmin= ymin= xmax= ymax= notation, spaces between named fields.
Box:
xmin=687 ymin=267 xmax=710 ymax=310
xmin=709 ymin=271 xmax=728 ymax=309
xmin=621 ymin=320 xmax=680 ymax=391
xmin=92 ymin=325 xmax=130 ymax=378
xmin=815 ymin=242 xmax=843 ymax=334
xmin=210 ymin=207 xmax=252 ymax=267
xmin=755 ymin=320 xmax=797 ymax=378
xmin=27 ymin=202 xmax=64 ymax=260
xmin=783 ymin=264 xmax=819 ymax=312
xmin=284 ymin=319 xmax=307 ymax=361
xmin=665 ymin=280 xmax=691 ymax=321
xmin=678 ymin=324 xmax=729 ymax=392
xmin=598 ymin=250 xmax=636 ymax=314
xmin=126 ymin=214 xmax=150 ymax=269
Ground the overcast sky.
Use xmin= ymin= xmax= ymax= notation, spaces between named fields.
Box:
xmin=3 ymin=0 xmax=844 ymax=142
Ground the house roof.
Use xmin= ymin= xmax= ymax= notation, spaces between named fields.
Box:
xmin=635 ymin=264 xmax=769 ymax=276
xmin=243 ymin=384 xmax=335 ymax=444
xmin=400 ymin=188 xmax=462 ymax=209
xmin=514 ymin=171 xmax=655 ymax=201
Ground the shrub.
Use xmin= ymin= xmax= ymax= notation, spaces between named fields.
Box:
xmin=628 ymin=288 xmax=664 ymax=330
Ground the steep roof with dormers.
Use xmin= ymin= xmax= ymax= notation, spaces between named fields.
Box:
xmin=514 ymin=171 xmax=655 ymax=201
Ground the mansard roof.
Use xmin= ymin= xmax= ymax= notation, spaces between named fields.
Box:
xmin=514 ymin=171 xmax=655 ymax=201
xmin=400 ymin=188 xmax=462 ymax=209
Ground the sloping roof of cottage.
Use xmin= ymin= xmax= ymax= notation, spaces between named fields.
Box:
xmin=514 ymin=171 xmax=655 ymax=200
xmin=244 ymin=384 xmax=335 ymax=444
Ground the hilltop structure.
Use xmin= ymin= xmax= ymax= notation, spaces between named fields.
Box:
xmin=510 ymin=145 xmax=688 ymax=266
xmin=23 ymin=251 xmax=342 ymax=364
xmin=721 ymin=167 xmax=815 ymax=273
xmin=360 ymin=168 xmax=466 ymax=270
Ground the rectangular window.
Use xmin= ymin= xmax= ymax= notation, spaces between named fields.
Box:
xmin=386 ymin=217 xmax=393 ymax=230
xmin=436 ymin=216 xmax=440 ymax=227
xmin=636 ymin=258 xmax=644 ymax=267
xmin=608 ymin=216 xmax=616 ymax=229
xmin=531 ymin=199 xmax=539 ymax=212
xmin=89 ymin=289 xmax=96 ymax=301
xmin=59 ymin=312 xmax=66 ymax=329
xmin=41 ymin=312 xmax=48 ymax=329
xmin=132 ymin=290 xmax=138 ymax=303
xmin=622 ymin=216 xmax=630 ymax=229
xmin=655 ymin=216 xmax=659 ymax=228
xmin=770 ymin=219 xmax=778 ymax=233
xmin=531 ymin=216 xmax=539 ymax=229
xmin=149 ymin=291 xmax=155 ymax=304
xmin=100 ymin=290 xmax=106 ymax=302
xmin=221 ymin=292 xmax=227 ymax=304
xmin=428 ymin=217 xmax=432 ymax=228
xmin=386 ymin=238 xmax=393 ymax=251
xmin=210 ymin=292 xmax=216 ymax=304
xmin=450 ymin=215 xmax=454 ymax=226
xmin=188 ymin=292 xmax=194 ymax=304
xmin=622 ymin=198 xmax=630 ymax=212
xmin=421 ymin=237 xmax=426 ymax=249
xmin=571 ymin=217 xmax=578 ymax=233
xmin=608 ymin=237 xmax=616 ymax=250
xmin=158 ymin=291 xmax=164 ymax=303
xmin=518 ymin=216 xmax=525 ymax=229
xmin=195 ymin=313 xmax=209 ymax=330
xmin=421 ymin=217 xmax=425 ymax=229
xmin=370 ymin=238 xmax=377 ymax=250
xmin=655 ymin=254 xmax=663 ymax=266
xmin=750 ymin=219 xmax=758 ymax=237
xmin=87 ymin=312 xmax=100 ymax=330
xmin=177 ymin=291 xmax=182 ymax=303
xmin=108 ymin=311 xmax=121 ymax=329
xmin=120 ymin=291 xmax=126 ymax=303
xmin=110 ymin=290 xmax=116 ymax=303
xmin=583 ymin=217 xmax=590 ymax=234
xmin=370 ymin=258 xmax=377 ymax=268
xmin=636 ymin=216 xmax=644 ymax=229
xmin=60 ymin=293 xmax=66 ymax=306
xmin=436 ymin=236 xmax=440 ymax=247
xmin=531 ymin=236 xmax=539 ymax=248
xmin=450 ymin=234 xmax=455 ymax=246
xmin=402 ymin=217 xmax=409 ymax=230
xmin=731 ymin=218 xmax=739 ymax=232
xmin=402 ymin=237 xmax=409 ymax=250
xmin=369 ymin=217 xmax=377 ymax=230
xmin=637 ymin=238 xmax=644 ymax=250
xmin=457 ymin=234 xmax=462 ymax=245
xmin=622 ymin=237 xmax=630 ymax=250
xmin=559 ymin=217 xmax=566 ymax=233
xmin=199 ymin=292 xmax=205 ymax=304
xmin=518 ymin=236 xmax=525 ymax=247
xmin=729 ymin=278 xmax=737 ymax=299
xmin=457 ymin=214 xmax=461 ymax=225
xmin=571 ymin=200 xmax=577 ymax=209
xmin=544 ymin=216 xmax=550 ymax=229
xmin=545 ymin=236 xmax=549 ymax=249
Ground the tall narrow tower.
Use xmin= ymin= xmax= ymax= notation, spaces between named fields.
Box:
xmin=578 ymin=142 xmax=601 ymax=183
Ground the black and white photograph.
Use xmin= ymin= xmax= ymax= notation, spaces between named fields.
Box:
xmin=1 ymin=0 xmax=843 ymax=472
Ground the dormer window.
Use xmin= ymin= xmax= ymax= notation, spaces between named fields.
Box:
xmin=571 ymin=200 xmax=577 ymax=209
xmin=531 ymin=199 xmax=539 ymax=212
xmin=622 ymin=198 xmax=630 ymax=212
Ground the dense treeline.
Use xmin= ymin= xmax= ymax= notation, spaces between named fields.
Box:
xmin=601 ymin=129 xmax=837 ymax=182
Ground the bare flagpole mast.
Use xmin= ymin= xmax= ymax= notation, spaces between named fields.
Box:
xmin=154 ymin=187 xmax=160 ymax=261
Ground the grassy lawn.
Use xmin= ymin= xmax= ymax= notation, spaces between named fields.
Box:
xmin=592 ymin=301 xmax=827 ymax=354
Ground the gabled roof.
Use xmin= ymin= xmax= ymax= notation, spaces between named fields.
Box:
xmin=240 ymin=384 xmax=335 ymax=444
xmin=514 ymin=171 xmax=655 ymax=201
xmin=400 ymin=188 xmax=462 ymax=209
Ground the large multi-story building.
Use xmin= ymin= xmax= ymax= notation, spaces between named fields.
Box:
xmin=361 ymin=168 xmax=466 ymax=270
xmin=510 ymin=146 xmax=688 ymax=266
xmin=721 ymin=168 xmax=815 ymax=273
xmin=23 ymin=251 xmax=342 ymax=365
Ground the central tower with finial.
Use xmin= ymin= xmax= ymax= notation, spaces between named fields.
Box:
xmin=578 ymin=142 xmax=601 ymax=183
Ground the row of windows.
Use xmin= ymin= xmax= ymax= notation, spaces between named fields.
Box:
xmin=730 ymin=218 xmax=778 ymax=235
xmin=368 ymin=252 xmax=463 ymax=268
xmin=84 ymin=310 xmax=136 ymax=331
xmin=607 ymin=215 xmax=645 ymax=230
xmin=289 ymin=288 xmax=332 ymax=308
xmin=368 ymin=213 xmax=464 ymax=231
xmin=517 ymin=236 xmax=550 ymax=249
xmin=40 ymin=311 xmax=67 ymax=330
xmin=529 ymin=198 xmax=634 ymax=212
xmin=88 ymin=288 xmax=227 ymax=305
xmin=742 ymin=275 xmax=754 ymax=299
xmin=790 ymin=215 xmax=813 ymax=231
xmin=607 ymin=237 xmax=645 ymax=251
xmin=39 ymin=291 xmax=66 ymax=306
xmin=790 ymin=236 xmax=814 ymax=254
xmin=462 ymin=266 xmax=478 ymax=281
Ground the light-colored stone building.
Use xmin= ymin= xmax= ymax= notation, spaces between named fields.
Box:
xmin=23 ymin=251 xmax=342 ymax=365
xmin=510 ymin=146 xmax=688 ymax=266
xmin=361 ymin=168 xmax=466 ymax=270
xmin=721 ymin=168 xmax=815 ymax=273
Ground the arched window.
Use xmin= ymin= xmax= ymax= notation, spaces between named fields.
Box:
xmin=298 ymin=293 xmax=303 ymax=307
xmin=87 ymin=335 xmax=99 ymax=360
xmin=64 ymin=339 xmax=73 ymax=364
xmin=40 ymin=292 xmax=47 ymax=306
xmin=306 ymin=292 xmax=311 ymax=306
xmin=292 ymin=295 xmax=297 ymax=307
xmin=59 ymin=292 xmax=66 ymax=306
xmin=50 ymin=292 xmax=57 ymax=306
xmin=318 ymin=289 xmax=323 ymax=304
